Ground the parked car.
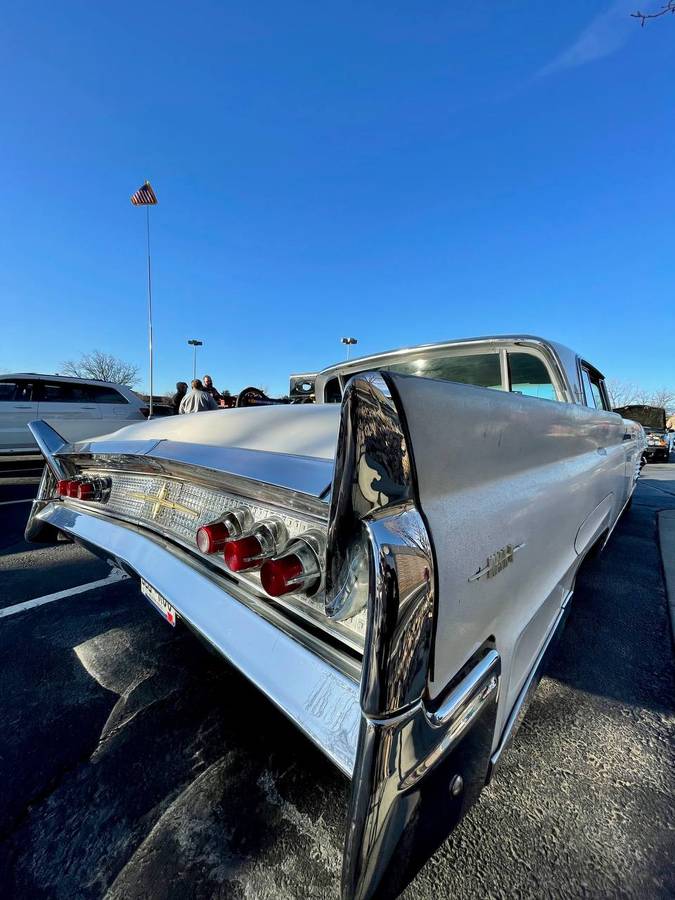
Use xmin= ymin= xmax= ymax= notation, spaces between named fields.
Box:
xmin=613 ymin=405 xmax=670 ymax=464
xmin=0 ymin=373 xmax=146 ymax=454
xmin=25 ymin=335 xmax=645 ymax=900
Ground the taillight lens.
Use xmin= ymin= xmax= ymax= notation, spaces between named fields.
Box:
xmin=196 ymin=508 xmax=254 ymax=555
xmin=260 ymin=554 xmax=305 ymax=597
xmin=196 ymin=522 xmax=231 ymax=554
xmin=76 ymin=482 xmax=95 ymax=500
xmin=56 ymin=477 xmax=109 ymax=502
xmin=260 ymin=531 xmax=324 ymax=598
xmin=224 ymin=535 xmax=264 ymax=572
xmin=57 ymin=479 xmax=72 ymax=497
xmin=222 ymin=518 xmax=288 ymax=572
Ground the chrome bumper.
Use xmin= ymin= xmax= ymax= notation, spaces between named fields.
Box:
xmin=34 ymin=502 xmax=361 ymax=778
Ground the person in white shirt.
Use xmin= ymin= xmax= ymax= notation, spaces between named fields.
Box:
xmin=179 ymin=379 xmax=219 ymax=414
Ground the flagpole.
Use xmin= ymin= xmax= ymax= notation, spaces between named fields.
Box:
xmin=145 ymin=204 xmax=154 ymax=418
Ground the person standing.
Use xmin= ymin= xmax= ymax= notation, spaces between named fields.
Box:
xmin=202 ymin=374 xmax=222 ymax=404
xmin=179 ymin=379 xmax=219 ymax=414
xmin=171 ymin=381 xmax=188 ymax=414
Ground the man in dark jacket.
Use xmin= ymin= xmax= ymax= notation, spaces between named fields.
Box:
xmin=171 ymin=382 xmax=188 ymax=414
xmin=203 ymin=375 xmax=222 ymax=404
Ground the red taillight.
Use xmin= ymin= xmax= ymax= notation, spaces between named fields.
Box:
xmin=223 ymin=535 xmax=264 ymax=572
xmin=56 ymin=479 xmax=71 ymax=497
xmin=76 ymin=481 xmax=95 ymax=500
xmin=56 ymin=477 xmax=108 ymax=501
xmin=196 ymin=522 xmax=231 ymax=554
xmin=57 ymin=479 xmax=80 ymax=498
xmin=260 ymin=554 xmax=304 ymax=597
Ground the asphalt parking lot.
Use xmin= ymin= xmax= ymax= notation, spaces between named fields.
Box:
xmin=1 ymin=457 xmax=674 ymax=899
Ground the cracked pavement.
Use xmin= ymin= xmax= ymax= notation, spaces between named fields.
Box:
xmin=0 ymin=461 xmax=673 ymax=898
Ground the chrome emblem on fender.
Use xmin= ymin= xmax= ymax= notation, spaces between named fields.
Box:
xmin=469 ymin=543 xmax=524 ymax=582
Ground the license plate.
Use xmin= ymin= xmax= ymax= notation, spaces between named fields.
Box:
xmin=140 ymin=579 xmax=177 ymax=627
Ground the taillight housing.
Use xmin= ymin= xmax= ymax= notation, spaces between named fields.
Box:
xmin=223 ymin=518 xmax=287 ymax=573
xmin=196 ymin=508 xmax=253 ymax=555
xmin=260 ymin=531 xmax=324 ymax=597
xmin=56 ymin=477 xmax=110 ymax=502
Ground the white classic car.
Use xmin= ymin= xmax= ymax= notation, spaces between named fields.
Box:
xmin=26 ymin=335 xmax=645 ymax=899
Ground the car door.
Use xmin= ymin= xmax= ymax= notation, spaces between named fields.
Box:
xmin=35 ymin=380 xmax=102 ymax=443
xmin=0 ymin=379 xmax=38 ymax=451
xmin=89 ymin=384 xmax=144 ymax=433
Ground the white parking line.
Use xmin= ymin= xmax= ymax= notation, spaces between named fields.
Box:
xmin=0 ymin=569 xmax=130 ymax=619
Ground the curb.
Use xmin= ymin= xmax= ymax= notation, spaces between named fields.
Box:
xmin=657 ymin=509 xmax=675 ymax=643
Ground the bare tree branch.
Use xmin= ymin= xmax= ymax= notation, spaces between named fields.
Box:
xmin=632 ymin=1 xmax=675 ymax=26
xmin=607 ymin=378 xmax=675 ymax=413
xmin=61 ymin=350 xmax=140 ymax=387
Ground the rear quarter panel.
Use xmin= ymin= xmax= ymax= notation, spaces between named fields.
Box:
xmin=390 ymin=374 xmax=626 ymax=744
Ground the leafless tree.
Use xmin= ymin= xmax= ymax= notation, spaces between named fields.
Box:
xmin=607 ymin=378 xmax=675 ymax=413
xmin=61 ymin=350 xmax=140 ymax=387
xmin=632 ymin=1 xmax=675 ymax=26
xmin=606 ymin=379 xmax=641 ymax=408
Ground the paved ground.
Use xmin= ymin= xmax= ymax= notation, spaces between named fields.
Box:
xmin=0 ymin=457 xmax=673 ymax=899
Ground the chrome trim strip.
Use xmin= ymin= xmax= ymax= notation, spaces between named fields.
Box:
xmin=35 ymin=503 xmax=361 ymax=777
xmin=489 ymin=591 xmax=573 ymax=773
xmin=430 ymin=649 xmax=500 ymax=728
xmin=28 ymin=420 xmax=69 ymax=480
xmin=59 ymin=440 xmax=334 ymax=503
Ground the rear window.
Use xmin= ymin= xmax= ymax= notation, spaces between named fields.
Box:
xmin=384 ymin=352 xmax=503 ymax=389
xmin=89 ymin=385 xmax=127 ymax=404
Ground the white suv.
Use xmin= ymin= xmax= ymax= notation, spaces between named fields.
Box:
xmin=0 ymin=374 xmax=147 ymax=454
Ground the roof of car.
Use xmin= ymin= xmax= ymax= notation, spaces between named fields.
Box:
xmin=2 ymin=373 xmax=132 ymax=389
xmin=317 ymin=335 xmax=579 ymax=377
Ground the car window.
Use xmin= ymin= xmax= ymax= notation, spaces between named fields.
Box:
xmin=508 ymin=353 xmax=558 ymax=401
xmin=0 ymin=381 xmax=19 ymax=401
xmin=89 ymin=385 xmax=128 ymax=404
xmin=380 ymin=352 xmax=503 ymax=390
xmin=324 ymin=377 xmax=342 ymax=403
xmin=581 ymin=368 xmax=597 ymax=408
xmin=0 ymin=380 xmax=34 ymax=402
xmin=39 ymin=382 xmax=93 ymax=403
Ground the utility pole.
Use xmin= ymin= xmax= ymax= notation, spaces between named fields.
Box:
xmin=188 ymin=339 xmax=203 ymax=380
xmin=130 ymin=181 xmax=158 ymax=417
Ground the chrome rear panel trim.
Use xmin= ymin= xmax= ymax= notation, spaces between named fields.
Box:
xmin=36 ymin=503 xmax=361 ymax=777
xmin=58 ymin=440 xmax=334 ymax=503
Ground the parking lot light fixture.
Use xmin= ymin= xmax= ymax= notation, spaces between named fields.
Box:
xmin=188 ymin=339 xmax=203 ymax=381
xmin=341 ymin=336 xmax=358 ymax=360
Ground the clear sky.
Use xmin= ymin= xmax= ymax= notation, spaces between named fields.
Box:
xmin=1 ymin=1 xmax=673 ymax=397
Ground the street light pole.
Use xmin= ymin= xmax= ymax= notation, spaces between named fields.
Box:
xmin=188 ymin=339 xmax=203 ymax=381
xmin=341 ymin=336 xmax=358 ymax=360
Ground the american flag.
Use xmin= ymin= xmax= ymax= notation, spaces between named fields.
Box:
xmin=130 ymin=181 xmax=158 ymax=206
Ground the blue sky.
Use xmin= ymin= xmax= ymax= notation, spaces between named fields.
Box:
xmin=1 ymin=1 xmax=673 ymax=396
